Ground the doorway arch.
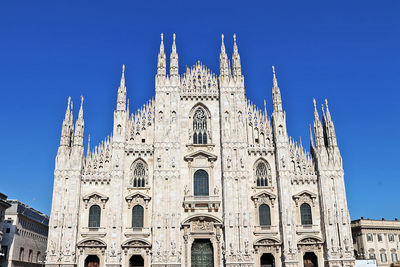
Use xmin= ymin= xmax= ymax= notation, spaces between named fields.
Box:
xmin=85 ymin=255 xmax=99 ymax=267
xmin=303 ymin=252 xmax=318 ymax=267
xmin=261 ymin=253 xmax=275 ymax=267
xmin=191 ymin=239 xmax=214 ymax=267
xmin=129 ymin=255 xmax=144 ymax=267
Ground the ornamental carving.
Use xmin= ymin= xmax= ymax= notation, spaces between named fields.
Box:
xmin=83 ymin=192 xmax=109 ymax=209
xmin=251 ymin=191 xmax=276 ymax=208
xmin=292 ymin=190 xmax=317 ymax=207
xmin=192 ymin=220 xmax=213 ymax=232
xmin=125 ymin=192 xmax=151 ymax=208
xmin=77 ymin=238 xmax=107 ymax=248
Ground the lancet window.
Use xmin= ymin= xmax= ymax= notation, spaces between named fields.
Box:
xmin=193 ymin=108 xmax=207 ymax=145
xmin=259 ymin=204 xmax=271 ymax=227
xmin=88 ymin=205 xmax=101 ymax=228
xmin=132 ymin=205 xmax=144 ymax=228
xmin=300 ymin=203 xmax=312 ymax=225
xmin=132 ymin=160 xmax=147 ymax=187
xmin=255 ymin=162 xmax=268 ymax=186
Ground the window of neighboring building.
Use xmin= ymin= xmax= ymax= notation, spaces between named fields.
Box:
xmin=88 ymin=205 xmax=101 ymax=228
xmin=380 ymin=253 xmax=387 ymax=262
xmin=259 ymin=204 xmax=271 ymax=227
xmin=378 ymin=234 xmax=383 ymax=242
xmin=300 ymin=203 xmax=312 ymax=225
xmin=369 ymin=253 xmax=376 ymax=259
xmin=1 ymin=246 xmax=7 ymax=259
xmin=367 ymin=233 xmax=373 ymax=242
xmin=19 ymin=248 xmax=24 ymax=261
xmin=36 ymin=252 xmax=41 ymax=263
xmin=389 ymin=234 xmax=394 ymax=242
xmin=193 ymin=108 xmax=207 ymax=145
xmin=392 ymin=253 xmax=398 ymax=263
xmin=28 ymin=250 xmax=33 ymax=262
xmin=132 ymin=205 xmax=144 ymax=228
xmin=5 ymin=228 xmax=10 ymax=233
xmin=255 ymin=161 xmax=268 ymax=187
xmin=193 ymin=169 xmax=209 ymax=196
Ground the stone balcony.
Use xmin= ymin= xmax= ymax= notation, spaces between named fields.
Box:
xmin=183 ymin=195 xmax=220 ymax=212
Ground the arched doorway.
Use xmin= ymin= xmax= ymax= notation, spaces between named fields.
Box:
xmin=303 ymin=252 xmax=318 ymax=267
xmin=191 ymin=239 xmax=214 ymax=267
xmin=129 ymin=255 xmax=144 ymax=267
xmin=85 ymin=255 xmax=99 ymax=267
xmin=261 ymin=253 xmax=275 ymax=267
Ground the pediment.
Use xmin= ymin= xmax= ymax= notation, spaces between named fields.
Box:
xmin=184 ymin=150 xmax=217 ymax=162
xmin=121 ymin=238 xmax=151 ymax=248
xmin=125 ymin=191 xmax=151 ymax=201
xmin=298 ymin=236 xmax=323 ymax=245
xmin=293 ymin=190 xmax=317 ymax=199
xmin=77 ymin=238 xmax=107 ymax=248
xmin=182 ymin=214 xmax=223 ymax=225
xmin=251 ymin=190 xmax=276 ymax=201
xmin=83 ymin=192 xmax=109 ymax=202
xmin=254 ymin=237 xmax=281 ymax=246
xmin=125 ymin=191 xmax=151 ymax=208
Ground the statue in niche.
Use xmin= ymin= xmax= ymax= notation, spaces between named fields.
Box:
xmin=65 ymin=240 xmax=70 ymax=254
xmin=170 ymin=241 xmax=176 ymax=255
xmin=184 ymin=185 xmax=189 ymax=196
xmin=214 ymin=186 xmax=219 ymax=195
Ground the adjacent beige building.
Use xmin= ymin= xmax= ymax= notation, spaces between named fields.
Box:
xmin=46 ymin=34 xmax=355 ymax=267
xmin=1 ymin=200 xmax=49 ymax=267
xmin=352 ymin=218 xmax=400 ymax=267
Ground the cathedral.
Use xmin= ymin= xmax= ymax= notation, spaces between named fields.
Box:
xmin=46 ymin=34 xmax=355 ymax=267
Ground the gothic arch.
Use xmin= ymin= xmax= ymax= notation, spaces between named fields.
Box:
xmin=253 ymin=158 xmax=272 ymax=186
xmin=130 ymin=158 xmax=148 ymax=187
xmin=189 ymin=103 xmax=212 ymax=144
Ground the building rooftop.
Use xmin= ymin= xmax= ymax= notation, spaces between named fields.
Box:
xmin=351 ymin=218 xmax=400 ymax=230
xmin=6 ymin=199 xmax=49 ymax=225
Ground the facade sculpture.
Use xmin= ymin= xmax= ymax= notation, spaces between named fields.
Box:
xmin=46 ymin=33 xmax=355 ymax=267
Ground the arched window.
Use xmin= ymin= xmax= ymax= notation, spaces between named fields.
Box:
xmin=88 ymin=205 xmax=101 ymax=228
xmin=259 ymin=204 xmax=271 ymax=227
xmin=300 ymin=203 xmax=312 ymax=225
xmin=132 ymin=161 xmax=146 ymax=187
xmin=132 ymin=205 xmax=144 ymax=228
xmin=256 ymin=162 xmax=268 ymax=186
xmin=194 ymin=170 xmax=209 ymax=196
xmin=193 ymin=108 xmax=207 ymax=144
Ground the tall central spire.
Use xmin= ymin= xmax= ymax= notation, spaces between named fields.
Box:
xmin=272 ymin=66 xmax=282 ymax=113
xmin=170 ymin=33 xmax=179 ymax=77
xmin=116 ymin=64 xmax=127 ymax=111
xmin=219 ymin=34 xmax=230 ymax=77
xmin=157 ymin=33 xmax=166 ymax=77
xmin=232 ymin=34 xmax=242 ymax=77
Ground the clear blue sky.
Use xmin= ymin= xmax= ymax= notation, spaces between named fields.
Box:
xmin=0 ymin=1 xmax=399 ymax=219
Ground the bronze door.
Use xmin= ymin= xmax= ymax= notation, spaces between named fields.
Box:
xmin=191 ymin=240 xmax=214 ymax=267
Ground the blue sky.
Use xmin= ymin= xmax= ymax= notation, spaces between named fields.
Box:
xmin=0 ymin=1 xmax=399 ymax=218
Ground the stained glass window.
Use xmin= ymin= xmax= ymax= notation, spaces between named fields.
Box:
xmin=256 ymin=162 xmax=268 ymax=186
xmin=259 ymin=204 xmax=271 ymax=227
xmin=132 ymin=205 xmax=144 ymax=228
xmin=193 ymin=108 xmax=207 ymax=145
xmin=300 ymin=203 xmax=312 ymax=225
xmin=88 ymin=205 xmax=101 ymax=228
xmin=194 ymin=170 xmax=209 ymax=196
xmin=133 ymin=161 xmax=146 ymax=187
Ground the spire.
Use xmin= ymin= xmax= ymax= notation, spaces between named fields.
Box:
xmin=60 ymin=97 xmax=74 ymax=147
xmin=117 ymin=65 xmax=127 ymax=111
xmin=157 ymin=33 xmax=166 ymax=76
xmin=219 ymin=34 xmax=229 ymax=77
xmin=323 ymin=98 xmax=338 ymax=147
xmin=86 ymin=134 xmax=91 ymax=158
xmin=313 ymin=99 xmax=325 ymax=148
xmin=309 ymin=124 xmax=315 ymax=148
xmin=73 ymin=96 xmax=85 ymax=146
xmin=232 ymin=33 xmax=242 ymax=77
xmin=264 ymin=100 xmax=268 ymax=118
xmin=170 ymin=33 xmax=179 ymax=77
xmin=272 ymin=66 xmax=282 ymax=113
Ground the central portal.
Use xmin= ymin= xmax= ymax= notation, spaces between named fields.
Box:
xmin=191 ymin=239 xmax=214 ymax=267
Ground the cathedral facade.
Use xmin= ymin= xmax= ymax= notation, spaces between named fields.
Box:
xmin=46 ymin=34 xmax=355 ymax=267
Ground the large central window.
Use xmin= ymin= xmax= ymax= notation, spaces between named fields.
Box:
xmin=194 ymin=170 xmax=209 ymax=196
xmin=193 ymin=108 xmax=207 ymax=144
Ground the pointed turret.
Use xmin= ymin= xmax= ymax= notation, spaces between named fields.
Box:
xmin=322 ymin=99 xmax=338 ymax=148
xmin=232 ymin=34 xmax=242 ymax=77
xmin=312 ymin=99 xmax=325 ymax=148
xmin=60 ymin=97 xmax=74 ymax=147
xmin=157 ymin=33 xmax=166 ymax=77
xmin=272 ymin=66 xmax=283 ymax=114
xmin=219 ymin=34 xmax=230 ymax=77
xmin=116 ymin=65 xmax=127 ymax=111
xmin=170 ymin=33 xmax=179 ymax=77
xmin=73 ymin=96 xmax=84 ymax=147
xmin=86 ymin=134 xmax=91 ymax=159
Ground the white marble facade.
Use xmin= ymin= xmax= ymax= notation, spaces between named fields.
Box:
xmin=45 ymin=34 xmax=355 ymax=267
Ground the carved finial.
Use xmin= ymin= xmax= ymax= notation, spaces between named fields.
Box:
xmin=122 ymin=64 xmax=125 ymax=74
xmin=161 ymin=33 xmax=163 ymax=41
xmin=325 ymin=98 xmax=332 ymax=120
xmin=80 ymin=95 xmax=84 ymax=107
xmin=86 ymin=134 xmax=91 ymax=158
xmin=272 ymin=65 xmax=278 ymax=88
xmin=173 ymin=33 xmax=176 ymax=42
xmin=309 ymin=124 xmax=314 ymax=147
xmin=233 ymin=33 xmax=236 ymax=43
